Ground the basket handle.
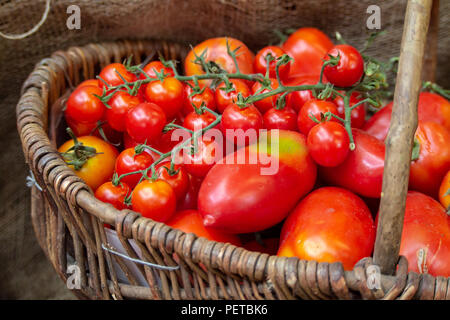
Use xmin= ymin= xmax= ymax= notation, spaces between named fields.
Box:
xmin=373 ymin=0 xmax=433 ymax=275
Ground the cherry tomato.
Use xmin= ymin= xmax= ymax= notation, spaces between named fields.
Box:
xmin=94 ymin=181 xmax=131 ymax=210
xmin=77 ymin=79 xmax=100 ymax=88
xmin=106 ymin=91 xmax=141 ymax=132
xmin=253 ymin=46 xmax=290 ymax=81
xmin=65 ymin=85 xmax=105 ymax=124
xmin=410 ymin=121 xmax=450 ymax=198
xmin=320 ymin=129 xmax=385 ymax=198
xmin=251 ymin=79 xmax=281 ymax=114
xmin=242 ymin=238 xmax=279 ymax=255
xmin=182 ymin=110 xmax=216 ymax=132
xmin=263 ymin=107 xmax=298 ymax=131
xmin=131 ymin=179 xmax=176 ymax=222
xmin=278 ymin=187 xmax=375 ymax=271
xmin=333 ymin=91 xmax=366 ymax=129
xmin=215 ymin=79 xmax=251 ymax=114
xmin=198 ymin=130 xmax=317 ymax=234
xmin=140 ymin=61 xmax=175 ymax=80
xmin=181 ymin=138 xmax=222 ymax=178
xmin=282 ymin=27 xmax=334 ymax=78
xmin=58 ymin=136 xmax=119 ymax=190
xmin=364 ymin=92 xmax=450 ymax=141
xmin=166 ymin=210 xmax=241 ymax=246
xmin=221 ymin=104 xmax=263 ymax=147
xmin=98 ymin=63 xmax=137 ymax=89
xmin=144 ymin=77 xmax=184 ymax=119
xmin=155 ymin=162 xmax=190 ymax=200
xmin=297 ymin=99 xmax=339 ymax=135
xmin=182 ymin=85 xmax=217 ymax=116
xmin=323 ymin=44 xmax=364 ymax=87
xmin=387 ymin=191 xmax=450 ymax=277
xmin=125 ymin=102 xmax=167 ymax=144
xmin=115 ymin=148 xmax=154 ymax=189
xmin=307 ymin=121 xmax=349 ymax=167
xmin=439 ymin=170 xmax=450 ymax=211
xmin=184 ymin=37 xmax=254 ymax=87
xmin=284 ymin=74 xmax=321 ymax=112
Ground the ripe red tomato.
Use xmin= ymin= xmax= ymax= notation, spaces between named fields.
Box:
xmin=125 ymin=102 xmax=167 ymax=144
xmin=140 ymin=61 xmax=175 ymax=80
xmin=182 ymin=85 xmax=217 ymax=116
xmin=320 ymin=129 xmax=385 ymax=198
xmin=176 ymin=175 xmax=203 ymax=211
xmin=77 ymin=79 xmax=100 ymax=88
xmin=410 ymin=121 xmax=450 ymax=198
xmin=131 ymin=179 xmax=176 ymax=222
xmin=58 ymin=136 xmax=119 ymax=190
xmin=278 ymin=187 xmax=375 ymax=271
xmin=282 ymin=27 xmax=334 ymax=78
xmin=333 ymin=91 xmax=366 ymax=129
xmin=65 ymin=85 xmax=105 ymax=124
xmin=284 ymin=74 xmax=321 ymax=112
xmin=307 ymin=121 xmax=349 ymax=167
xmin=166 ymin=210 xmax=242 ymax=246
xmin=182 ymin=110 xmax=216 ymax=132
xmin=263 ymin=107 xmax=298 ymax=131
xmin=181 ymin=138 xmax=222 ymax=178
xmin=221 ymin=104 xmax=263 ymax=147
xmin=439 ymin=170 xmax=450 ymax=211
xmin=215 ymin=79 xmax=251 ymax=114
xmin=155 ymin=161 xmax=190 ymax=200
xmin=297 ymin=99 xmax=339 ymax=135
xmin=98 ymin=63 xmax=137 ymax=89
xmin=184 ymin=37 xmax=254 ymax=87
xmin=389 ymin=191 xmax=450 ymax=277
xmin=253 ymin=46 xmax=290 ymax=81
xmin=144 ymin=77 xmax=184 ymax=119
xmin=198 ymin=130 xmax=317 ymax=234
xmin=94 ymin=181 xmax=131 ymax=210
xmin=106 ymin=91 xmax=141 ymax=132
xmin=251 ymin=79 xmax=281 ymax=114
xmin=115 ymin=148 xmax=154 ymax=189
xmin=323 ymin=44 xmax=364 ymax=87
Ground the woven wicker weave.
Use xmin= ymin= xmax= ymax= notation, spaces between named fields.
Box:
xmin=15 ymin=1 xmax=450 ymax=300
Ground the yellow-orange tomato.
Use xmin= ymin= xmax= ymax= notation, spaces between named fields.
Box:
xmin=58 ymin=136 xmax=119 ymax=190
xmin=184 ymin=37 xmax=254 ymax=87
xmin=439 ymin=170 xmax=450 ymax=211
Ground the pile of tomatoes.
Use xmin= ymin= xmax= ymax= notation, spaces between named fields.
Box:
xmin=58 ymin=27 xmax=450 ymax=277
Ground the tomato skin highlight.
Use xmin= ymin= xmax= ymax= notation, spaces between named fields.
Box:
xmin=323 ymin=45 xmax=364 ymax=87
xmin=198 ymin=130 xmax=317 ymax=234
xmin=278 ymin=187 xmax=375 ymax=271
xmin=125 ymin=102 xmax=167 ymax=144
xmin=65 ymin=85 xmax=105 ymax=124
xmin=166 ymin=210 xmax=241 ymax=246
xmin=263 ymin=107 xmax=298 ymax=131
xmin=320 ymin=129 xmax=385 ymax=198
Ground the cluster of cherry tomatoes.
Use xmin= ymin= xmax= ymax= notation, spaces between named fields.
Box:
xmin=58 ymin=27 xmax=450 ymax=276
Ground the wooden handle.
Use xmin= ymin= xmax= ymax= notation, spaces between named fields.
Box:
xmin=373 ymin=0 xmax=433 ymax=275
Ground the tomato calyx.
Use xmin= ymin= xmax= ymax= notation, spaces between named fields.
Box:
xmin=411 ymin=138 xmax=421 ymax=161
xmin=60 ymin=128 xmax=101 ymax=170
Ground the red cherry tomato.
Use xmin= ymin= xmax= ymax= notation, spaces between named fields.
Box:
xmin=284 ymin=74 xmax=322 ymax=112
xmin=333 ymin=91 xmax=366 ymax=129
xmin=251 ymin=79 xmax=281 ymax=114
xmin=125 ymin=102 xmax=167 ymax=144
xmin=98 ymin=63 xmax=137 ymax=89
xmin=77 ymin=79 xmax=100 ymax=88
xmin=94 ymin=181 xmax=131 ymax=210
xmin=215 ymin=79 xmax=251 ymax=114
xmin=182 ymin=85 xmax=217 ymax=116
xmin=131 ymin=179 xmax=176 ymax=222
xmin=221 ymin=104 xmax=263 ymax=147
xmin=320 ymin=129 xmax=385 ymax=198
xmin=140 ymin=61 xmax=175 ymax=80
xmin=166 ymin=210 xmax=242 ymax=246
xmin=144 ymin=77 xmax=184 ymax=120
xmin=115 ymin=148 xmax=154 ymax=189
xmin=307 ymin=121 xmax=350 ymax=167
xmin=297 ymin=99 xmax=339 ymax=135
xmin=263 ymin=107 xmax=298 ymax=131
xmin=155 ymin=162 xmax=190 ymax=200
xmin=439 ymin=170 xmax=450 ymax=211
xmin=410 ymin=121 xmax=450 ymax=198
xmin=323 ymin=44 xmax=364 ymax=87
xmin=106 ymin=91 xmax=141 ymax=132
xmin=181 ymin=138 xmax=222 ymax=178
xmin=182 ymin=110 xmax=216 ymax=132
xmin=278 ymin=187 xmax=375 ymax=271
xmin=65 ymin=85 xmax=105 ymax=124
xmin=282 ymin=27 xmax=334 ymax=78
xmin=253 ymin=46 xmax=290 ymax=81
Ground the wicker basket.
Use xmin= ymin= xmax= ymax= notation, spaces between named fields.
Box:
xmin=17 ymin=0 xmax=450 ymax=300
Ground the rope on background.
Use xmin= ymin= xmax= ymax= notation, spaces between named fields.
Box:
xmin=0 ymin=0 xmax=51 ymax=40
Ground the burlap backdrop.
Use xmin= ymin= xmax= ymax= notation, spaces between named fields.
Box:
xmin=0 ymin=0 xmax=448 ymax=298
